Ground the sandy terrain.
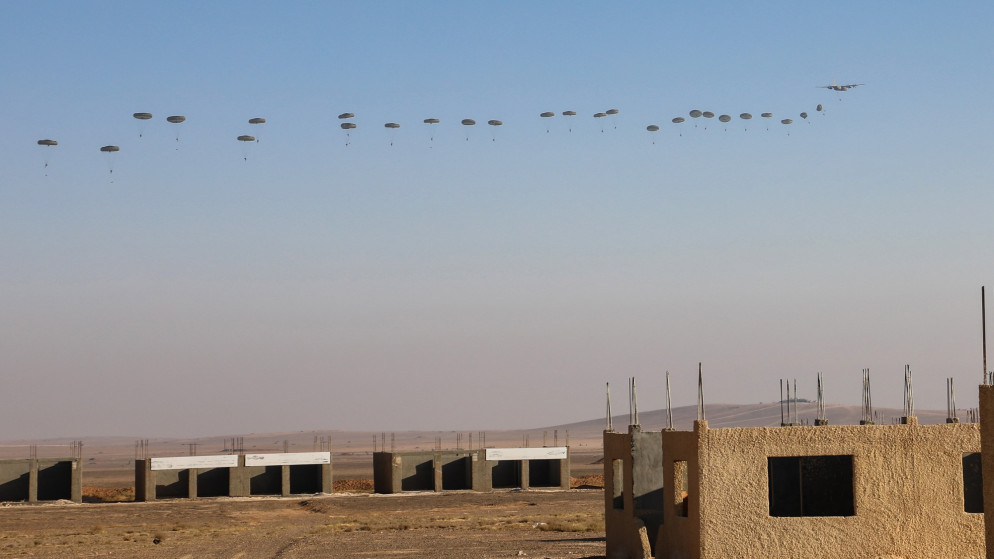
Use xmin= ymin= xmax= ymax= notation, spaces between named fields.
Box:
xmin=0 ymin=489 xmax=605 ymax=558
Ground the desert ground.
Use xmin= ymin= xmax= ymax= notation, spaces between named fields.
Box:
xmin=0 ymin=489 xmax=605 ymax=558
xmin=0 ymin=431 xmax=607 ymax=558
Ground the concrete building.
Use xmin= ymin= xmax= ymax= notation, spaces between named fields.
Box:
xmin=373 ymin=447 xmax=570 ymax=494
xmin=135 ymin=452 xmax=332 ymax=501
xmin=0 ymin=458 xmax=82 ymax=503
xmin=605 ymin=419 xmax=984 ymax=559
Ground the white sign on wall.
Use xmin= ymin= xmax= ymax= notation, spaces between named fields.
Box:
xmin=150 ymin=455 xmax=239 ymax=471
xmin=244 ymin=452 xmax=331 ymax=466
xmin=485 ymin=447 xmax=568 ymax=461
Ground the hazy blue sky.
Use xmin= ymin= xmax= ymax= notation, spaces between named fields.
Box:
xmin=2 ymin=2 xmax=994 ymax=438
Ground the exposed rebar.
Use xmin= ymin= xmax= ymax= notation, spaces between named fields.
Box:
xmin=984 ymin=286 xmax=989 ymax=385
xmin=697 ymin=362 xmax=706 ymax=421
xmin=665 ymin=371 xmax=674 ymax=430
xmin=606 ymin=382 xmax=613 ymax=432
xmin=816 ymin=372 xmax=827 ymax=425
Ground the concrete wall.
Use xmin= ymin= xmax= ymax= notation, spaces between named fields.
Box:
xmin=607 ymin=420 xmax=985 ymax=559
xmin=604 ymin=427 xmax=667 ymax=559
xmin=0 ymin=459 xmax=81 ymax=503
xmin=979 ymin=384 xmax=994 ymax=558
xmin=373 ymin=448 xmax=569 ymax=494
xmin=135 ymin=453 xmax=331 ymax=501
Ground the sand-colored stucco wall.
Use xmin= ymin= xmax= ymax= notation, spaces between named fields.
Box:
xmin=679 ymin=420 xmax=983 ymax=559
xmin=977 ymin=384 xmax=994 ymax=559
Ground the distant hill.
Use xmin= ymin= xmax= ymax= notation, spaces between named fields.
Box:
xmin=0 ymin=403 xmax=970 ymax=463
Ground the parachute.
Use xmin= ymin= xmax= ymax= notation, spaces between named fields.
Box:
xmin=340 ymin=121 xmax=356 ymax=146
xmin=800 ymin=112 xmax=808 ymax=119
xmin=237 ymin=135 xmax=256 ymax=160
xmin=593 ymin=112 xmax=607 ymax=132
xmin=562 ymin=111 xmax=576 ymax=132
xmin=248 ymin=117 xmax=265 ymax=142
xmin=718 ymin=114 xmax=732 ymax=132
xmin=131 ymin=112 xmax=153 ymax=139
xmin=672 ymin=117 xmax=685 ymax=124
xmin=781 ymin=118 xmax=793 ymax=136
xmin=702 ymin=111 xmax=714 ymax=118
xmin=646 ymin=124 xmax=659 ymax=144
xmin=689 ymin=110 xmax=703 ymax=118
xmin=166 ymin=115 xmax=185 ymax=145
xmin=739 ymin=113 xmax=753 ymax=131
xmin=338 ymin=113 xmax=355 ymax=119
xmin=487 ymin=119 xmax=502 ymax=142
xmin=423 ymin=118 xmax=440 ymax=144
xmin=100 ymin=145 xmax=120 ymax=176
xmin=605 ymin=108 xmax=620 ymax=129
xmin=540 ymin=112 xmax=555 ymax=133
xmin=461 ymin=118 xmax=476 ymax=141
xmin=761 ymin=113 xmax=773 ymax=118
xmin=816 ymin=104 xmax=823 ymax=112
xmin=38 ymin=139 xmax=57 ymax=174
xmin=384 ymin=122 xmax=400 ymax=146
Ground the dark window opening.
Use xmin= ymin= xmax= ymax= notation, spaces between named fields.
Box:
xmin=36 ymin=461 xmax=73 ymax=501
xmin=768 ymin=455 xmax=854 ymax=517
xmin=196 ymin=467 xmax=229 ymax=498
xmin=401 ymin=459 xmax=434 ymax=491
xmin=441 ymin=457 xmax=471 ymax=490
xmin=249 ymin=466 xmax=282 ymax=495
xmin=964 ymin=452 xmax=984 ymax=514
xmin=491 ymin=460 xmax=521 ymax=489
xmin=289 ymin=464 xmax=323 ymax=494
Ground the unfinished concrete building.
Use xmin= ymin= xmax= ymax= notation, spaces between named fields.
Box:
xmin=373 ymin=447 xmax=570 ymax=494
xmin=605 ymin=419 xmax=985 ymax=559
xmin=135 ymin=451 xmax=332 ymax=501
xmin=0 ymin=458 xmax=82 ymax=503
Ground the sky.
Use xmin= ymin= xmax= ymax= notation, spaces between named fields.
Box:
xmin=2 ymin=1 xmax=994 ymax=439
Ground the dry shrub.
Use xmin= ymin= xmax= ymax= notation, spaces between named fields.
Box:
xmin=570 ymin=475 xmax=604 ymax=489
xmin=333 ymin=479 xmax=374 ymax=492
xmin=82 ymin=487 xmax=135 ymax=503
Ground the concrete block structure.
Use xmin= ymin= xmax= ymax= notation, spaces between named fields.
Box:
xmin=606 ymin=420 xmax=984 ymax=559
xmin=135 ymin=452 xmax=331 ymax=501
xmin=373 ymin=447 xmax=569 ymax=494
xmin=0 ymin=458 xmax=82 ymax=503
